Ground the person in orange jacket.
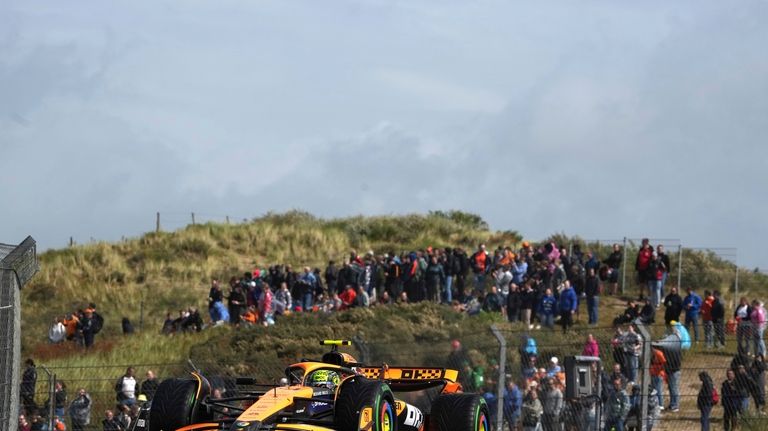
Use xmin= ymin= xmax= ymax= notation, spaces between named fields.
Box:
xmin=701 ymin=290 xmax=716 ymax=348
xmin=650 ymin=348 xmax=667 ymax=410
xmin=63 ymin=313 xmax=80 ymax=342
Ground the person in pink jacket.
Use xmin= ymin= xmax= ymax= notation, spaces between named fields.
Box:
xmin=582 ymin=333 xmax=600 ymax=357
xmin=751 ymin=300 xmax=766 ymax=356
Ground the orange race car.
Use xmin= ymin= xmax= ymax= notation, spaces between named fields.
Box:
xmin=133 ymin=340 xmax=488 ymax=431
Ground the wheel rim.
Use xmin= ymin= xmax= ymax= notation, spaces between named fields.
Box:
xmin=380 ymin=400 xmax=393 ymax=431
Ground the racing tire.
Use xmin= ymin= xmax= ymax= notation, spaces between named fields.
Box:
xmin=428 ymin=393 xmax=489 ymax=431
xmin=149 ymin=378 xmax=209 ymax=431
xmin=335 ymin=376 xmax=397 ymax=431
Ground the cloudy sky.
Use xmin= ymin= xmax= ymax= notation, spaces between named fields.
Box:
xmin=1 ymin=1 xmax=766 ymax=268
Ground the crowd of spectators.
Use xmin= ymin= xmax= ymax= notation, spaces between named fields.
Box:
xmin=201 ymin=241 xmax=632 ymax=331
xmin=47 ymin=304 xmax=105 ymax=348
xmin=18 ymin=363 xmax=159 ymax=431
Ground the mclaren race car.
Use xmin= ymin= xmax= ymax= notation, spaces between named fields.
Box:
xmin=133 ymin=340 xmax=488 ymax=431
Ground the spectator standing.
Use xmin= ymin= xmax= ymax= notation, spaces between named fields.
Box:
xmin=538 ymin=288 xmax=557 ymax=330
xmin=114 ymin=367 xmax=137 ymax=407
xmin=258 ymin=285 xmax=273 ymax=324
xmin=507 ymin=283 xmax=521 ymax=323
xmin=635 ymin=239 xmax=653 ymax=297
xmin=697 ymin=371 xmax=716 ymax=431
xmin=663 ymin=339 xmax=682 ymax=412
xmin=68 ymin=388 xmax=92 ymax=431
xmin=735 ymin=297 xmax=753 ymax=355
xmin=298 ymin=267 xmax=317 ymax=311
xmin=558 ymin=281 xmax=577 ymax=333
xmin=622 ymin=326 xmax=642 ymax=383
xmin=650 ymin=348 xmax=666 ymax=411
xmin=443 ymin=248 xmax=458 ymax=304
xmin=541 ymin=377 xmax=563 ymax=431
xmin=470 ymin=244 xmax=490 ymax=294
xmin=227 ymin=281 xmax=246 ymax=325
xmin=712 ymin=290 xmax=726 ymax=348
xmin=102 ymin=410 xmax=123 ymax=431
xmin=503 ymin=380 xmax=522 ymax=430
xmin=750 ymin=354 xmax=766 ymax=414
xmin=722 ymin=369 xmax=742 ymax=431
xmin=647 ymin=252 xmax=665 ymax=308
xmin=49 ymin=317 xmax=66 ymax=344
xmin=139 ymin=371 xmax=159 ymax=401
xmin=604 ymin=378 xmax=630 ymax=431
xmin=663 ymin=287 xmax=683 ymax=326
xmin=751 ymin=300 xmax=766 ymax=357
xmin=520 ymin=283 xmax=537 ymax=329
xmin=584 ymin=268 xmax=600 ymax=325
xmin=521 ymin=389 xmax=543 ymax=431
xmin=79 ymin=309 xmax=96 ymax=348
xmin=20 ymin=358 xmax=37 ymax=414
xmin=604 ymin=244 xmax=622 ymax=295
xmin=324 ymin=260 xmax=338 ymax=296
xmin=683 ymin=287 xmax=703 ymax=343
xmin=18 ymin=414 xmax=31 ymax=431
xmin=274 ymin=282 xmax=292 ymax=316
xmin=656 ymin=245 xmax=671 ymax=291
xmin=701 ymin=290 xmax=715 ymax=348
xmin=47 ymin=380 xmax=67 ymax=419
xmin=582 ymin=334 xmax=599 ymax=357
xmin=207 ymin=279 xmax=223 ymax=321
xmin=425 ymin=255 xmax=445 ymax=304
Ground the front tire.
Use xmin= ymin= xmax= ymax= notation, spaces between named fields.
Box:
xmin=335 ymin=376 xmax=397 ymax=431
xmin=429 ymin=394 xmax=489 ymax=431
xmin=149 ymin=376 xmax=211 ymax=431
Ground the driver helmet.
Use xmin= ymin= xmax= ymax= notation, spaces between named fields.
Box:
xmin=309 ymin=369 xmax=341 ymax=389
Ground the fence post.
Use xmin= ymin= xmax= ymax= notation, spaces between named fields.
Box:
xmin=635 ymin=321 xmax=652 ymax=431
xmin=677 ymin=245 xmax=683 ymax=291
xmin=352 ymin=336 xmax=370 ymax=364
xmin=621 ymin=237 xmax=628 ymax=295
xmin=226 ymin=216 xmax=230 ymax=225
xmin=191 ymin=212 xmax=196 ymax=225
xmin=156 ymin=212 xmax=161 ymax=233
xmin=490 ymin=325 xmax=506 ymax=431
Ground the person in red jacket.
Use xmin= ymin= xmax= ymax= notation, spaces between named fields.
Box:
xmin=338 ymin=284 xmax=357 ymax=310
xmin=701 ymin=290 xmax=716 ymax=348
xmin=635 ymin=238 xmax=653 ymax=297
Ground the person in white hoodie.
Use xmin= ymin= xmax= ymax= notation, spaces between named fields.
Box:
xmin=48 ymin=316 xmax=66 ymax=343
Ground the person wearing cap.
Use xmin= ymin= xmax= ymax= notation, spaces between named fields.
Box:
xmin=547 ymin=357 xmax=561 ymax=378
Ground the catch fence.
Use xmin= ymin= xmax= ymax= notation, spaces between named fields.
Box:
xmin=30 ymin=321 xmax=768 ymax=431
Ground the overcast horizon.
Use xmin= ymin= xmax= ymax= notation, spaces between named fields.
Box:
xmin=1 ymin=1 xmax=766 ymax=269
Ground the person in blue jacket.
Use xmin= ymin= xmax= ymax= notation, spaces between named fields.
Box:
xmin=683 ymin=286 xmax=703 ymax=342
xmin=559 ymin=281 xmax=578 ymax=333
xmin=538 ymin=288 xmax=557 ymax=329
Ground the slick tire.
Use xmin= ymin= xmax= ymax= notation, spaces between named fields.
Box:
xmin=335 ymin=376 xmax=397 ymax=431
xmin=148 ymin=378 xmax=198 ymax=431
xmin=428 ymin=393 xmax=489 ymax=431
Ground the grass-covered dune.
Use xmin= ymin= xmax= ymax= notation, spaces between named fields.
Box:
xmin=21 ymin=210 xmax=521 ymax=352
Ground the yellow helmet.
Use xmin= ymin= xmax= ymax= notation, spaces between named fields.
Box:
xmin=309 ymin=369 xmax=341 ymax=388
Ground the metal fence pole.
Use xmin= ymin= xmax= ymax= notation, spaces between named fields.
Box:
xmin=734 ymin=251 xmax=739 ymax=302
xmin=677 ymin=245 xmax=683 ymax=291
xmin=621 ymin=237 xmax=628 ymax=295
xmin=635 ymin=321 xmax=652 ymax=431
xmin=49 ymin=374 xmax=56 ymax=430
xmin=490 ymin=325 xmax=506 ymax=431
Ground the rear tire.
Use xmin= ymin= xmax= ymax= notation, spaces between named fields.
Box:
xmin=429 ymin=393 xmax=489 ymax=431
xmin=335 ymin=376 xmax=397 ymax=431
xmin=148 ymin=378 xmax=201 ymax=431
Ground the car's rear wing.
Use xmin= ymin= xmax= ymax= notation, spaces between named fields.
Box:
xmin=357 ymin=366 xmax=458 ymax=383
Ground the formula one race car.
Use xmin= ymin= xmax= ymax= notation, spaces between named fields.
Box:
xmin=133 ymin=340 xmax=488 ymax=431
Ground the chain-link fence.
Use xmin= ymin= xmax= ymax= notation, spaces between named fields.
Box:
xmin=24 ymin=319 xmax=767 ymax=431
xmin=1 ymin=237 xmax=38 ymax=431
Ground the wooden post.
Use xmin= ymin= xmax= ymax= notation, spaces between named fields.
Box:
xmin=226 ymin=215 xmax=230 ymax=225
xmin=191 ymin=212 xmax=196 ymax=225
xmin=69 ymin=237 xmax=74 ymax=247
xmin=156 ymin=212 xmax=161 ymax=233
